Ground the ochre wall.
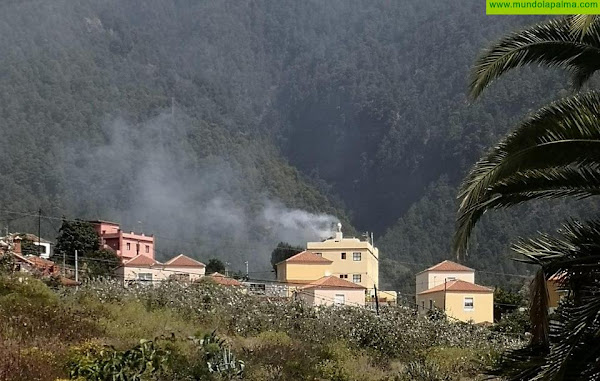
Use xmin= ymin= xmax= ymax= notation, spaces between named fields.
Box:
xmin=416 ymin=291 xmax=493 ymax=324
xmin=445 ymin=291 xmax=493 ymax=324
xmin=307 ymin=237 xmax=378 ymax=291
xmin=547 ymin=279 xmax=567 ymax=309
xmin=277 ymin=262 xmax=330 ymax=283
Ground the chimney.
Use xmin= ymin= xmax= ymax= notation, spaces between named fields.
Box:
xmin=335 ymin=223 xmax=343 ymax=241
xmin=13 ymin=237 xmax=22 ymax=255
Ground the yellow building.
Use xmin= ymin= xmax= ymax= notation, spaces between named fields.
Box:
xmin=415 ymin=260 xmax=493 ymax=324
xmin=306 ymin=224 xmax=379 ymax=294
xmin=276 ymin=250 xmax=333 ymax=285
xmin=547 ymin=273 xmax=568 ymax=310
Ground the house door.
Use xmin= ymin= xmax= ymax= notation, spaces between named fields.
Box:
xmin=334 ymin=294 xmax=345 ymax=305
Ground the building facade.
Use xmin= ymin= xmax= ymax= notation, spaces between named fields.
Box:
xmin=547 ymin=273 xmax=568 ymax=311
xmin=306 ymin=224 xmax=379 ymax=293
xmin=298 ymin=276 xmax=366 ymax=307
xmin=415 ymin=260 xmax=475 ymax=295
xmin=90 ymin=220 xmax=155 ymax=260
xmin=415 ymin=260 xmax=493 ymax=324
xmin=115 ymin=254 xmax=205 ymax=284
xmin=276 ymin=250 xmax=333 ymax=285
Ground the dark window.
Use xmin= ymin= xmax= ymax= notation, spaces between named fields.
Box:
xmin=341 ymin=252 xmax=346 ymax=259
xmin=126 ymin=242 xmax=131 ymax=250
xmin=145 ymin=245 xmax=150 ymax=253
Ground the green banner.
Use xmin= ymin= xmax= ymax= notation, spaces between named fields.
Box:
xmin=487 ymin=0 xmax=600 ymax=14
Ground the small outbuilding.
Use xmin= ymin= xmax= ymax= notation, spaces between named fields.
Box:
xmin=298 ymin=275 xmax=366 ymax=307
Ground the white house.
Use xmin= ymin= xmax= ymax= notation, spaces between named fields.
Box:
xmin=115 ymin=253 xmax=206 ymax=285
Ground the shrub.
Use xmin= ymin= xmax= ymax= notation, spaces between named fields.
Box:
xmin=67 ymin=339 xmax=170 ymax=381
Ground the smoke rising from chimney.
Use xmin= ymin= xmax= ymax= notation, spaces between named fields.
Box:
xmin=61 ymin=112 xmax=339 ymax=271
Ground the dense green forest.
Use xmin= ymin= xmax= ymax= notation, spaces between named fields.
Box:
xmin=0 ymin=0 xmax=598 ymax=292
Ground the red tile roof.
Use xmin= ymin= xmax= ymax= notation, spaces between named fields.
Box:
xmin=59 ymin=276 xmax=80 ymax=286
xmin=27 ymin=256 xmax=55 ymax=267
xmin=419 ymin=260 xmax=474 ymax=273
xmin=277 ymin=251 xmax=333 ymax=265
xmin=123 ymin=255 xmax=161 ymax=267
xmin=418 ymin=279 xmax=492 ymax=295
xmin=11 ymin=252 xmax=34 ymax=265
xmin=302 ymin=276 xmax=366 ymax=290
xmin=208 ymin=272 xmax=242 ymax=286
xmin=164 ymin=254 xmax=205 ymax=267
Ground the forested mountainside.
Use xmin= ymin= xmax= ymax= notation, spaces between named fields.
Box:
xmin=1 ymin=0 xmax=598 ymax=288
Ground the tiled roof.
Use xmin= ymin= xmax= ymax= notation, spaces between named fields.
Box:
xmin=302 ymin=276 xmax=366 ymax=290
xmin=164 ymin=254 xmax=205 ymax=267
xmin=27 ymin=256 xmax=56 ymax=267
xmin=277 ymin=251 xmax=333 ymax=265
xmin=208 ymin=272 xmax=242 ymax=286
xmin=1 ymin=233 xmax=53 ymax=244
xmin=123 ymin=254 xmax=161 ymax=267
xmin=11 ymin=252 xmax=34 ymax=265
xmin=418 ymin=279 xmax=492 ymax=295
xmin=549 ymin=272 xmax=567 ymax=282
xmin=419 ymin=260 xmax=474 ymax=274
xmin=59 ymin=276 xmax=80 ymax=286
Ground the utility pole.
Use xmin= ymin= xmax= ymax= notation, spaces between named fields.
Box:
xmin=443 ymin=278 xmax=447 ymax=311
xmin=171 ymin=97 xmax=175 ymax=117
xmin=75 ymin=250 xmax=79 ymax=288
xmin=245 ymin=261 xmax=249 ymax=277
xmin=374 ymin=285 xmax=380 ymax=316
xmin=38 ymin=208 xmax=42 ymax=256
xmin=225 ymin=262 xmax=230 ymax=277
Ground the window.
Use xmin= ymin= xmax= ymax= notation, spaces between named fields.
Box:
xmin=126 ymin=242 xmax=131 ymax=250
xmin=429 ymin=299 xmax=434 ymax=310
xmin=339 ymin=274 xmax=348 ymax=279
xmin=352 ymin=274 xmax=361 ymax=283
xmin=334 ymin=294 xmax=345 ymax=305
xmin=353 ymin=252 xmax=361 ymax=261
xmin=464 ymin=297 xmax=474 ymax=311
xmin=341 ymin=252 xmax=346 ymax=259
xmin=145 ymin=245 xmax=150 ymax=253
xmin=171 ymin=273 xmax=190 ymax=282
xmin=138 ymin=273 xmax=153 ymax=282
xmin=421 ymin=301 xmax=425 ymax=310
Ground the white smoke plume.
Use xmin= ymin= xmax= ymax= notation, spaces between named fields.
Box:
xmin=61 ymin=113 xmax=339 ymax=272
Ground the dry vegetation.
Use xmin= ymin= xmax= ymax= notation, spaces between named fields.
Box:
xmin=0 ymin=275 xmax=523 ymax=380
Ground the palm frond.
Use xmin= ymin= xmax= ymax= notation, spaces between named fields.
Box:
xmin=570 ymin=15 xmax=600 ymax=41
xmin=470 ymin=17 xmax=600 ymax=99
xmin=492 ymin=220 xmax=600 ymax=380
xmin=454 ymin=92 xmax=600 ymax=257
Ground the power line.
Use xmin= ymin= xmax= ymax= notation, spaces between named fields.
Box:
xmin=1 ymin=207 xmax=535 ymax=281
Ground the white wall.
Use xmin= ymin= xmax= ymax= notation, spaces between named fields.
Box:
xmin=116 ymin=265 xmax=205 ymax=285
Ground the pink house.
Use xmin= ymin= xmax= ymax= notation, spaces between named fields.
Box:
xmin=89 ymin=220 xmax=155 ymax=260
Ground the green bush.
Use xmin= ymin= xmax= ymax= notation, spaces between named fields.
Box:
xmin=67 ymin=339 xmax=170 ymax=381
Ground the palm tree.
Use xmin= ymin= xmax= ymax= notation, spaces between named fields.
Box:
xmin=454 ymin=15 xmax=600 ymax=380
